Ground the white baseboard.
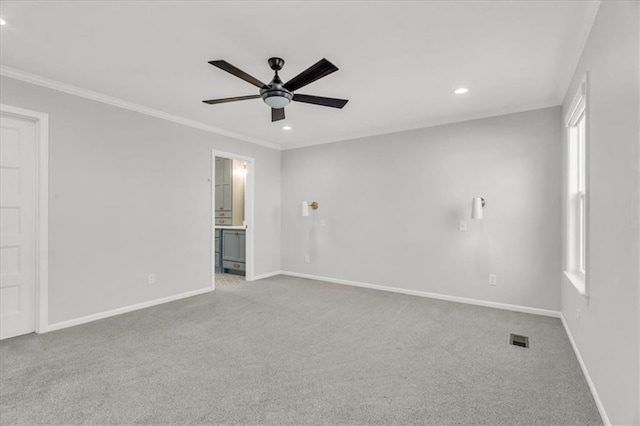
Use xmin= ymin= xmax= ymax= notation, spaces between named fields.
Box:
xmin=560 ymin=314 xmax=610 ymax=426
xmin=280 ymin=271 xmax=561 ymax=318
xmin=250 ymin=270 xmax=283 ymax=281
xmin=43 ymin=287 xmax=213 ymax=333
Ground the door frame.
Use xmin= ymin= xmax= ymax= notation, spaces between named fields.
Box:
xmin=211 ymin=149 xmax=255 ymax=288
xmin=0 ymin=104 xmax=49 ymax=334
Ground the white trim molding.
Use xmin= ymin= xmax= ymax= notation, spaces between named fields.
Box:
xmin=250 ymin=270 xmax=283 ymax=281
xmin=280 ymin=271 xmax=561 ymax=318
xmin=283 ymin=102 xmax=561 ymax=151
xmin=0 ymin=65 xmax=280 ymax=151
xmin=560 ymin=314 xmax=610 ymax=425
xmin=2 ymin=66 xmax=567 ymax=153
xmin=0 ymin=104 xmax=50 ymax=334
xmin=44 ymin=287 xmax=213 ymax=333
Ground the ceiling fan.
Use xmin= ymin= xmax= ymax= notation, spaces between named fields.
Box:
xmin=202 ymin=57 xmax=348 ymax=122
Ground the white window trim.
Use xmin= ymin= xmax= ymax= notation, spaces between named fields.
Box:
xmin=564 ymin=75 xmax=589 ymax=298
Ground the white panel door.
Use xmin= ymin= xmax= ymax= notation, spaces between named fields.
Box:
xmin=0 ymin=114 xmax=37 ymax=339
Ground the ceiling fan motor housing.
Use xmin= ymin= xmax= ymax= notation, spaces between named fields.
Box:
xmin=262 ymin=57 xmax=293 ymax=108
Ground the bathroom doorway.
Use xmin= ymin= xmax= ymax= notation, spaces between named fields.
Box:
xmin=211 ymin=150 xmax=254 ymax=288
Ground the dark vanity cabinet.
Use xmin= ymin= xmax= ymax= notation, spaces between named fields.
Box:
xmin=221 ymin=229 xmax=245 ymax=274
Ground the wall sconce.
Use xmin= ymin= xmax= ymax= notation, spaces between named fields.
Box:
xmin=301 ymin=201 xmax=319 ymax=217
xmin=471 ymin=197 xmax=485 ymax=219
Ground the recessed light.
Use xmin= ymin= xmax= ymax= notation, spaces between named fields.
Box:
xmin=0 ymin=19 xmax=6 ymax=26
xmin=282 ymin=125 xmax=292 ymax=131
xmin=454 ymin=87 xmax=469 ymax=95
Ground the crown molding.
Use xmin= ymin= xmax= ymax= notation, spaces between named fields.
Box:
xmin=283 ymin=100 xmax=561 ymax=150
xmin=1 ymin=65 xmax=565 ymax=153
xmin=0 ymin=66 xmax=281 ymax=151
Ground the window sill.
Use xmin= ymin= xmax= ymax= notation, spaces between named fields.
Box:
xmin=564 ymin=271 xmax=587 ymax=297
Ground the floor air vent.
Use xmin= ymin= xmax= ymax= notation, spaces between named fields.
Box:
xmin=510 ymin=334 xmax=529 ymax=348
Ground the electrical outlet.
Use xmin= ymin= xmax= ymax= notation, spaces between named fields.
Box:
xmin=304 ymin=255 xmax=310 ymax=263
xmin=459 ymin=220 xmax=468 ymax=232
xmin=489 ymin=274 xmax=497 ymax=286
xmin=148 ymin=273 xmax=156 ymax=285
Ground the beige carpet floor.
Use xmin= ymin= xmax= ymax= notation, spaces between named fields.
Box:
xmin=0 ymin=275 xmax=602 ymax=425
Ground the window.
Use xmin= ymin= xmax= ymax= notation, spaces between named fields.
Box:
xmin=565 ymin=78 xmax=588 ymax=294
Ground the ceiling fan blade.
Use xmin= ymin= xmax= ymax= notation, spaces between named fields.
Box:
xmin=202 ymin=94 xmax=261 ymax=104
xmin=208 ymin=60 xmax=267 ymax=89
xmin=293 ymin=94 xmax=349 ymax=109
xmin=283 ymin=58 xmax=338 ymax=92
xmin=272 ymin=108 xmax=285 ymax=122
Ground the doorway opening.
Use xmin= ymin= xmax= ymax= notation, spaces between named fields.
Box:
xmin=211 ymin=150 xmax=254 ymax=289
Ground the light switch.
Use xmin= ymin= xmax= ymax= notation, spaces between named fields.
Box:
xmin=459 ymin=220 xmax=468 ymax=232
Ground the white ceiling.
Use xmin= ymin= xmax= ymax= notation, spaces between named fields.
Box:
xmin=0 ymin=1 xmax=599 ymax=150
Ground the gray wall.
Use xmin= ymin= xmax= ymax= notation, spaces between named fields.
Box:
xmin=0 ymin=77 xmax=281 ymax=325
xmin=281 ymin=107 xmax=562 ymax=310
xmin=560 ymin=1 xmax=639 ymax=424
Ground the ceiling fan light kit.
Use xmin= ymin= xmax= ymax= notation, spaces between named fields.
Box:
xmin=261 ymin=57 xmax=293 ymax=109
xmin=203 ymin=57 xmax=348 ymax=122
